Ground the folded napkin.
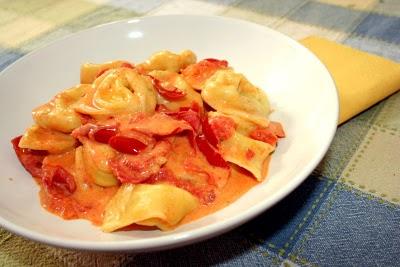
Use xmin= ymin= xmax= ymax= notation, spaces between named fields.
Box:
xmin=300 ymin=36 xmax=400 ymax=124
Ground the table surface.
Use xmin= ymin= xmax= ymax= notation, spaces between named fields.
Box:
xmin=1 ymin=0 xmax=399 ymax=266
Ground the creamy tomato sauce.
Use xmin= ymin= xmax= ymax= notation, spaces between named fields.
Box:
xmin=36 ymin=136 xmax=265 ymax=228
xmin=13 ymin=50 xmax=285 ymax=232
xmin=38 ymin=149 xmax=118 ymax=225
xmin=180 ymin=166 xmax=260 ymax=225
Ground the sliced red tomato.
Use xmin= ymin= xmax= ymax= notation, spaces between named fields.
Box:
xmin=42 ymin=165 xmax=76 ymax=197
xmin=174 ymin=109 xmax=201 ymax=133
xmin=11 ymin=136 xmax=47 ymax=178
xmin=249 ymin=128 xmax=278 ymax=146
xmin=195 ymin=134 xmax=229 ymax=169
xmin=108 ymin=135 xmax=147 ymax=155
xmin=150 ymin=76 xmax=186 ymax=100
xmin=202 ymin=117 xmax=218 ymax=148
xmin=208 ymin=116 xmax=236 ymax=142
xmin=181 ymin=58 xmax=228 ymax=89
xmin=120 ymin=62 xmax=134 ymax=69
xmin=92 ymin=127 xmax=117 ymax=144
xmin=204 ymin=58 xmax=228 ymax=67
xmin=267 ymin=121 xmax=285 ymax=138
xmin=110 ymin=141 xmax=170 ymax=183
xmin=180 ymin=102 xmax=202 ymax=113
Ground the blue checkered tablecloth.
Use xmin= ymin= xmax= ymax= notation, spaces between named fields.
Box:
xmin=0 ymin=1 xmax=399 ymax=266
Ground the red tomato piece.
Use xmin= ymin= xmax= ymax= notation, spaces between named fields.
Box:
xmin=181 ymin=58 xmax=228 ymax=89
xmin=204 ymin=58 xmax=228 ymax=67
xmin=108 ymin=135 xmax=147 ymax=155
xmin=208 ymin=116 xmax=236 ymax=141
xmin=42 ymin=165 xmax=76 ymax=197
xmin=175 ymin=109 xmax=201 ymax=133
xmin=95 ymin=68 xmax=110 ymax=78
xmin=202 ymin=117 xmax=218 ymax=148
xmin=92 ymin=127 xmax=117 ymax=144
xmin=249 ymin=128 xmax=278 ymax=146
xmin=120 ymin=62 xmax=134 ymax=69
xmin=245 ymin=149 xmax=255 ymax=160
xmin=150 ymin=76 xmax=186 ymax=100
xmin=195 ymin=134 xmax=229 ymax=169
xmin=110 ymin=141 xmax=170 ymax=183
xmin=11 ymin=136 xmax=47 ymax=178
xmin=267 ymin=121 xmax=285 ymax=138
xmin=179 ymin=101 xmax=201 ymax=113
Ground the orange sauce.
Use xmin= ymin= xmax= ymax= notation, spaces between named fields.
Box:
xmin=180 ymin=166 xmax=261 ymax=225
xmin=38 ymin=149 xmax=118 ymax=225
xmin=36 ymin=140 xmax=268 ymax=228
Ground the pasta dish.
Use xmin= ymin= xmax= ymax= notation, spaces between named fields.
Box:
xmin=11 ymin=50 xmax=285 ymax=232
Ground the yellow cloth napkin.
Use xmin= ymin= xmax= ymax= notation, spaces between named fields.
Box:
xmin=300 ymin=36 xmax=400 ymax=124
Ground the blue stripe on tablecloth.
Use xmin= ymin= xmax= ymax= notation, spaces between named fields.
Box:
xmin=0 ymin=47 xmax=25 ymax=71
xmin=292 ymin=184 xmax=400 ymax=266
xmin=129 ymin=229 xmax=282 ymax=266
xmin=288 ymin=1 xmax=364 ymax=31
xmin=314 ymin=102 xmax=382 ymax=180
xmin=241 ymin=175 xmax=336 ymax=257
xmin=344 ymin=35 xmax=400 ymax=62
xmin=352 ymin=13 xmax=400 ymax=44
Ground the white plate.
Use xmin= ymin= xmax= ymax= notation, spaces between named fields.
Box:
xmin=0 ymin=15 xmax=338 ymax=252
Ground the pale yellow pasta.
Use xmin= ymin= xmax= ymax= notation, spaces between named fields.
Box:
xmin=75 ymin=68 xmax=157 ymax=117
xmin=102 ymin=183 xmax=199 ymax=232
xmin=149 ymin=70 xmax=203 ymax=111
xmin=138 ymin=50 xmax=196 ymax=73
xmin=219 ymin=132 xmax=274 ymax=181
xmin=19 ymin=125 xmax=77 ymax=154
xmin=33 ymin=85 xmax=89 ymax=133
xmin=208 ymin=111 xmax=259 ymax=136
xmin=81 ymin=138 xmax=118 ymax=187
xmin=202 ymin=69 xmax=270 ymax=127
xmin=80 ymin=60 xmax=132 ymax=84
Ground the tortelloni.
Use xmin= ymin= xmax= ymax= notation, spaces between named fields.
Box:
xmin=81 ymin=138 xmax=118 ymax=187
xmin=19 ymin=125 xmax=77 ymax=154
xmin=149 ymin=70 xmax=203 ymax=111
xmin=33 ymin=85 xmax=88 ymax=133
xmin=75 ymin=68 xmax=157 ymax=118
xmin=102 ymin=184 xmax=199 ymax=232
xmin=219 ymin=132 xmax=274 ymax=181
xmin=202 ymin=69 xmax=271 ymax=127
xmin=11 ymin=50 xmax=285 ymax=233
xmin=80 ymin=60 xmax=134 ymax=84
xmin=137 ymin=50 xmax=196 ymax=73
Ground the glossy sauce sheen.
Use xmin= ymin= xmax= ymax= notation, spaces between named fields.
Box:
xmin=180 ymin=166 xmax=259 ymax=225
xmin=37 ymin=139 xmax=265 ymax=228
xmin=39 ymin=149 xmax=118 ymax=225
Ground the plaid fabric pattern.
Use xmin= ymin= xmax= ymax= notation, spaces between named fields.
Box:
xmin=0 ymin=1 xmax=399 ymax=266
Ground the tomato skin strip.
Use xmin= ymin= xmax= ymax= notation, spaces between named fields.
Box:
xmin=109 ymin=135 xmax=147 ymax=155
xmin=11 ymin=136 xmax=47 ymax=178
xmin=150 ymin=76 xmax=186 ymax=100
xmin=195 ymin=134 xmax=229 ymax=169
xmin=92 ymin=127 xmax=117 ymax=144
xmin=202 ymin=117 xmax=219 ymax=148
